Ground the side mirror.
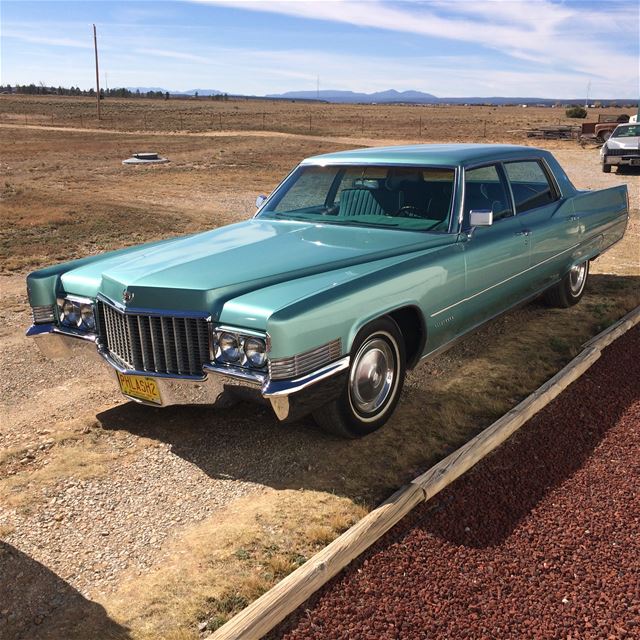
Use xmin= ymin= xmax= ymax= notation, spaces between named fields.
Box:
xmin=255 ymin=195 xmax=267 ymax=209
xmin=469 ymin=209 xmax=493 ymax=227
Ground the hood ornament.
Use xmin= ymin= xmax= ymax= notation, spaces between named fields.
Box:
xmin=122 ymin=290 xmax=134 ymax=304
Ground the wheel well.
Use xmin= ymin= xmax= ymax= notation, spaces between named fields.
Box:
xmin=387 ymin=306 xmax=426 ymax=369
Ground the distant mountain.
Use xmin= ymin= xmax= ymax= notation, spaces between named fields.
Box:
xmin=182 ymin=88 xmax=224 ymax=96
xmin=125 ymin=87 xmax=223 ymax=96
xmin=265 ymin=89 xmax=624 ymax=106
xmin=267 ymin=89 xmax=439 ymax=103
xmin=122 ymin=86 xmax=629 ymax=106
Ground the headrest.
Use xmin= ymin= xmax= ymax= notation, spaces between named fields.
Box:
xmin=385 ymin=169 xmax=424 ymax=190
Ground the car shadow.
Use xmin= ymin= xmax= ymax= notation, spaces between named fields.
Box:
xmin=96 ymin=274 xmax=639 ymax=508
xmin=0 ymin=542 xmax=131 ymax=640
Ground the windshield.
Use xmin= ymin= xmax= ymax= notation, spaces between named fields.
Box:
xmin=612 ymin=124 xmax=639 ymax=138
xmin=258 ymin=164 xmax=456 ymax=232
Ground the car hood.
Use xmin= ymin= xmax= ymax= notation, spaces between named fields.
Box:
xmin=606 ymin=136 xmax=640 ymax=149
xmin=60 ymin=218 xmax=455 ymax=314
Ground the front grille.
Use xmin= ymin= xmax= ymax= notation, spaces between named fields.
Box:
xmin=32 ymin=304 xmax=55 ymax=324
xmin=605 ymin=148 xmax=640 ymax=156
xmin=269 ymin=339 xmax=342 ymax=380
xmin=98 ymin=301 xmax=210 ymax=376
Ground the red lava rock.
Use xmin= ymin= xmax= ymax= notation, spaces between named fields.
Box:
xmin=271 ymin=325 xmax=640 ymax=640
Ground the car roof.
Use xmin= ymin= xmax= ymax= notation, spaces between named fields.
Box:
xmin=302 ymin=143 xmax=546 ymax=167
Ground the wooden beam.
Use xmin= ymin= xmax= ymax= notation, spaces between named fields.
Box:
xmin=208 ymin=483 xmax=425 ymax=640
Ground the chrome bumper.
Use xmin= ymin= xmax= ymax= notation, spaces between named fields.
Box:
xmin=27 ymin=324 xmax=349 ymax=422
xmin=604 ymin=155 xmax=640 ymax=166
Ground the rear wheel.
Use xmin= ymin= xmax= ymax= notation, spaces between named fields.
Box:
xmin=544 ymin=260 xmax=589 ymax=308
xmin=312 ymin=317 xmax=406 ymax=438
xmin=602 ymin=163 xmax=612 ymax=173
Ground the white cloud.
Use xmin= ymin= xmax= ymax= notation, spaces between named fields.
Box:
xmin=191 ymin=0 xmax=639 ymax=81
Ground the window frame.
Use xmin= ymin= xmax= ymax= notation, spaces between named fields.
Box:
xmin=502 ymin=158 xmax=561 ymax=216
xmin=459 ymin=161 xmax=515 ymax=230
xmin=457 ymin=155 xmax=562 ymax=232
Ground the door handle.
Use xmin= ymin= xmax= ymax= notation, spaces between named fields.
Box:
xmin=514 ymin=229 xmax=531 ymax=237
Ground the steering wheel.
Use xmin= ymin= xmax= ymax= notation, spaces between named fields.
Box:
xmin=391 ymin=205 xmax=425 ymax=218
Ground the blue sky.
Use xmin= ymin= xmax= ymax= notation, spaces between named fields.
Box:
xmin=1 ymin=0 xmax=638 ymax=98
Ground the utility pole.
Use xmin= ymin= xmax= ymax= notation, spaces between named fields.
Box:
xmin=93 ymin=24 xmax=101 ymax=119
xmin=585 ymin=80 xmax=591 ymax=109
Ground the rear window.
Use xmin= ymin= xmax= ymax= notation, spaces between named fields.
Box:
xmin=504 ymin=161 xmax=558 ymax=214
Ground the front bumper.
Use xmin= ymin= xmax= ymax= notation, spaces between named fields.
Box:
xmin=26 ymin=324 xmax=349 ymax=422
xmin=602 ymin=154 xmax=640 ymax=166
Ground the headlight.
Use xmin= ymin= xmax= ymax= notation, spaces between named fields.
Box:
xmin=244 ymin=337 xmax=267 ymax=367
xmin=80 ymin=303 xmax=96 ymax=331
xmin=57 ymin=297 xmax=96 ymax=332
xmin=213 ymin=329 xmax=268 ymax=368
xmin=219 ymin=332 xmax=241 ymax=362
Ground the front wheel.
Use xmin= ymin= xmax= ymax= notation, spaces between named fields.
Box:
xmin=312 ymin=317 xmax=406 ymax=438
xmin=543 ymin=260 xmax=589 ymax=308
xmin=602 ymin=163 xmax=612 ymax=173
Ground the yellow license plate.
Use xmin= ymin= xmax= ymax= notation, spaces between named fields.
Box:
xmin=117 ymin=372 xmax=162 ymax=405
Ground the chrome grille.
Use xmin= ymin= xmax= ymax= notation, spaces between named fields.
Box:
xmin=269 ymin=339 xmax=342 ymax=380
xmin=605 ymin=148 xmax=640 ymax=156
xmin=32 ymin=304 xmax=55 ymax=324
xmin=98 ymin=301 xmax=210 ymax=376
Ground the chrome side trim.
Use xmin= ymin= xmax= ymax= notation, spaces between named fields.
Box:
xmin=31 ymin=305 xmax=56 ymax=324
xmin=269 ymin=339 xmax=342 ymax=380
xmin=430 ymin=242 xmax=580 ymax=318
xmin=263 ymin=356 xmax=350 ymax=397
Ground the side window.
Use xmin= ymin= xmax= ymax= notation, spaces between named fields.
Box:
xmin=463 ymin=164 xmax=513 ymax=227
xmin=504 ymin=161 xmax=558 ymax=214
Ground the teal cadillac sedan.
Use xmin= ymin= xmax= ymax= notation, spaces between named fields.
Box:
xmin=26 ymin=144 xmax=629 ymax=437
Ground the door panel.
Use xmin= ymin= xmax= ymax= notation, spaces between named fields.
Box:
xmin=456 ymin=163 xmax=530 ymax=331
xmin=460 ymin=218 xmax=530 ymax=329
xmin=504 ymin=160 xmax=580 ymax=294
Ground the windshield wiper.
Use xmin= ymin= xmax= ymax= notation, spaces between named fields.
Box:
xmin=319 ymin=218 xmax=400 ymax=228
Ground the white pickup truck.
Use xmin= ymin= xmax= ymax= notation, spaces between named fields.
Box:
xmin=600 ymin=120 xmax=640 ymax=173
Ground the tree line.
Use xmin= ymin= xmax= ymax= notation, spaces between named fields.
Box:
xmin=0 ymin=84 xmax=230 ymax=100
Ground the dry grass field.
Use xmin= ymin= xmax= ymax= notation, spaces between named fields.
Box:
xmin=0 ymin=95 xmax=638 ymax=639
xmin=1 ymin=94 xmax=635 ymax=139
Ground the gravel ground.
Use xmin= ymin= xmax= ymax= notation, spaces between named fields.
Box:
xmin=273 ymin=325 xmax=640 ymax=640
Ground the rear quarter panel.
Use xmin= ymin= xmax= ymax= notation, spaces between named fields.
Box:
xmin=571 ymin=185 xmax=629 ymax=260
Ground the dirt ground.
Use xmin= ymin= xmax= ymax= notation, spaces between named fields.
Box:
xmin=0 ymin=97 xmax=638 ymax=639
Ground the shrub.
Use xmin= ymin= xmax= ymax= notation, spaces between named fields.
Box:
xmin=566 ymin=106 xmax=587 ymax=118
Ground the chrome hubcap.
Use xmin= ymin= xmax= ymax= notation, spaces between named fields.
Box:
xmin=569 ymin=262 xmax=587 ymax=295
xmin=349 ymin=338 xmax=395 ymax=415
